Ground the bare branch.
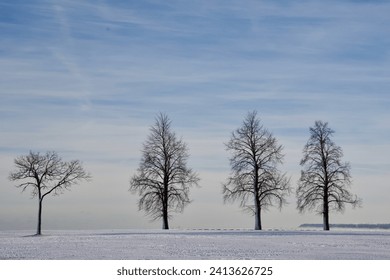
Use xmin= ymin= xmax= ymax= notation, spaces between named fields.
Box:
xmin=129 ymin=113 xmax=200 ymax=229
xmin=9 ymin=151 xmax=91 ymax=235
xmin=296 ymin=121 xmax=361 ymax=230
xmin=223 ymin=111 xmax=291 ymax=230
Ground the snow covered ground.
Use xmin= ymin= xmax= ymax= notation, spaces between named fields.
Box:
xmin=1 ymin=229 xmax=389 ymax=260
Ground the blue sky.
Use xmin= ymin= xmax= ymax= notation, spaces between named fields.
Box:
xmin=1 ymin=0 xmax=389 ymax=230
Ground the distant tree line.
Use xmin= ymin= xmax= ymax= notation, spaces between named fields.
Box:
xmin=8 ymin=111 xmax=361 ymax=235
xmin=300 ymin=224 xmax=390 ymax=230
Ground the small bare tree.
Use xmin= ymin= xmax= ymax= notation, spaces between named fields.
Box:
xmin=223 ymin=111 xmax=291 ymax=230
xmin=9 ymin=151 xmax=91 ymax=235
xmin=296 ymin=121 xmax=361 ymax=230
xmin=130 ymin=113 xmax=199 ymax=230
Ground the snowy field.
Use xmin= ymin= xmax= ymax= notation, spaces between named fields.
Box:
xmin=1 ymin=229 xmax=390 ymax=260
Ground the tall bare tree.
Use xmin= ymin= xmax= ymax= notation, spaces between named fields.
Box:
xmin=296 ymin=121 xmax=361 ymax=230
xmin=9 ymin=151 xmax=91 ymax=235
xmin=130 ymin=113 xmax=199 ymax=230
xmin=223 ymin=111 xmax=291 ymax=230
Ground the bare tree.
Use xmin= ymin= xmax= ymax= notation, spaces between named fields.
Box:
xmin=296 ymin=121 xmax=361 ymax=230
xmin=130 ymin=113 xmax=199 ymax=230
xmin=9 ymin=151 xmax=91 ymax=235
xmin=223 ymin=111 xmax=291 ymax=230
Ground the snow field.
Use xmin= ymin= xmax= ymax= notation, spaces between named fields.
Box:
xmin=1 ymin=229 xmax=389 ymax=260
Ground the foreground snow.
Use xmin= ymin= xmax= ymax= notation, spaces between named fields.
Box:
xmin=1 ymin=229 xmax=389 ymax=260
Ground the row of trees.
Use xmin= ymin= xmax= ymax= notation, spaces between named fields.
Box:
xmin=9 ymin=111 xmax=361 ymax=235
xmin=131 ymin=112 xmax=361 ymax=231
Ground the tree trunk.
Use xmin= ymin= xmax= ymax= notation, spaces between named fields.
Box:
xmin=255 ymin=205 xmax=262 ymax=230
xmin=254 ymin=188 xmax=262 ymax=230
xmin=253 ymin=168 xmax=262 ymax=230
xmin=162 ymin=207 xmax=169 ymax=230
xmin=323 ymin=204 xmax=330 ymax=231
xmin=36 ymin=198 xmax=43 ymax=235
xmin=323 ymin=183 xmax=330 ymax=230
xmin=162 ymin=177 xmax=169 ymax=230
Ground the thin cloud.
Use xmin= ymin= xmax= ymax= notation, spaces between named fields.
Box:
xmin=1 ymin=0 xmax=389 ymax=230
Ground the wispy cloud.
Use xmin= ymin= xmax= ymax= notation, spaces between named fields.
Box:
xmin=1 ymin=0 xmax=389 ymax=230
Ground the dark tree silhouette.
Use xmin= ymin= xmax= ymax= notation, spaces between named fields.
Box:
xmin=130 ymin=113 xmax=199 ymax=230
xmin=296 ymin=121 xmax=361 ymax=230
xmin=9 ymin=151 xmax=91 ymax=235
xmin=223 ymin=111 xmax=291 ymax=230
